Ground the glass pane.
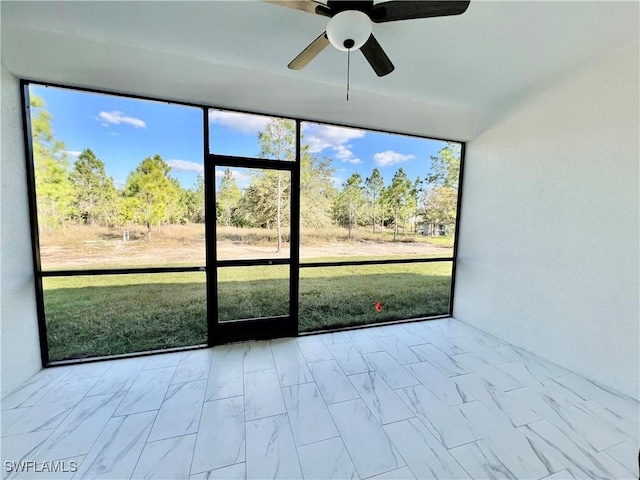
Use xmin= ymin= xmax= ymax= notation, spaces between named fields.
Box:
xmin=218 ymin=265 xmax=289 ymax=321
xmin=216 ymin=168 xmax=291 ymax=260
xmin=299 ymin=122 xmax=460 ymax=263
xmin=299 ymin=262 xmax=452 ymax=332
xmin=29 ymin=85 xmax=204 ymax=271
xmin=209 ymin=109 xmax=296 ymax=160
xmin=43 ymin=273 xmax=206 ymax=361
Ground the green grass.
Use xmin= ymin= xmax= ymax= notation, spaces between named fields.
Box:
xmin=43 ymin=262 xmax=452 ymax=361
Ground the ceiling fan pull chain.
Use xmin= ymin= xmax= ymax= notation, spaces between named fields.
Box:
xmin=346 ymin=47 xmax=351 ymax=101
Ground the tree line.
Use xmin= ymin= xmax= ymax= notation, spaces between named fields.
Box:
xmin=32 ymin=95 xmax=459 ymax=242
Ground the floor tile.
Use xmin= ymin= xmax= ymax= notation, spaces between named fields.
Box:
xmin=1 ymin=430 xmax=54 ymax=477
xmin=449 ymin=440 xmax=517 ymax=480
xmin=454 ymin=374 xmax=540 ymax=427
xmin=327 ymin=343 xmax=371 ymax=375
xmin=190 ymin=463 xmax=246 ymax=480
xmin=553 ymin=373 xmax=639 ymax=420
xmin=405 ymin=361 xmax=465 ymax=406
xmin=172 ymin=350 xmax=212 ymax=384
xmin=1 ymin=368 xmax=69 ymax=410
xmin=457 ymin=401 xmax=553 ymax=479
xmin=410 ymin=344 xmax=469 ymax=377
xmin=206 ymin=344 xmax=244 ymax=401
xmin=397 ymin=385 xmax=476 ymax=448
xmin=385 ymin=325 xmax=429 ymax=347
xmin=520 ymin=419 xmax=634 ymax=479
xmin=86 ymin=357 xmax=146 ymax=396
xmin=32 ymin=391 xmax=125 ymax=460
xmin=147 ymin=380 xmax=206 ymax=442
xmin=374 ymin=336 xmax=421 ymax=365
xmin=242 ymin=341 xmax=274 ymax=373
xmin=297 ymin=437 xmax=358 ymax=480
xmin=309 ymin=360 xmax=359 ymax=404
xmin=114 ymin=367 xmax=174 ymax=416
xmin=191 ymin=397 xmax=245 ymax=475
xmin=4 ymin=378 xmax=98 ymax=436
xmin=245 ymin=414 xmax=302 ymax=480
xmin=367 ymin=466 xmax=416 ymax=479
xmin=508 ymin=387 xmax=630 ymax=451
xmin=244 ymin=369 xmax=285 ymax=421
xmin=328 ymin=399 xmax=405 ymax=479
xmin=363 ymin=352 xmax=419 ymax=389
xmin=282 ymin=383 xmax=338 ymax=446
xmin=605 ymin=441 xmax=639 ymax=478
xmin=271 ymin=339 xmax=313 ymax=387
xmin=384 ymin=418 xmax=470 ymax=479
xmin=295 ymin=336 xmax=334 ymax=363
xmin=348 ymin=372 xmax=414 ymax=425
xmin=1 ymin=408 xmax=30 ymax=433
xmin=131 ymin=434 xmax=196 ymax=480
xmin=143 ymin=351 xmax=183 ymax=370
xmin=350 ymin=333 xmax=384 ymax=354
xmin=72 ymin=410 xmax=156 ymax=479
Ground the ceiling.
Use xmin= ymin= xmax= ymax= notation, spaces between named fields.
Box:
xmin=1 ymin=1 xmax=638 ymax=140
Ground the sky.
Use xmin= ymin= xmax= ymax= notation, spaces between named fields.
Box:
xmin=31 ymin=84 xmax=455 ymax=191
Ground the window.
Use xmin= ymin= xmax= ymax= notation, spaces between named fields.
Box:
xmin=24 ymin=81 xmax=464 ymax=364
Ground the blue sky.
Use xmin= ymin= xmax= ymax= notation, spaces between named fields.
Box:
xmin=31 ymin=85 xmax=452 ymax=190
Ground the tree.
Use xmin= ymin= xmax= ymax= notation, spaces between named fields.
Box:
xmin=69 ymin=149 xmax=117 ymax=226
xmin=364 ymin=168 xmax=384 ymax=233
xmin=422 ymin=186 xmax=457 ymax=235
xmin=257 ymin=119 xmax=297 ymax=251
xmin=334 ymin=173 xmax=364 ymax=238
xmin=410 ymin=176 xmax=423 ymax=233
xmin=217 ymin=168 xmax=242 ymax=227
xmin=427 ymin=143 xmax=461 ymax=189
xmin=386 ymin=168 xmax=412 ymax=241
xmin=30 ymin=94 xmax=74 ymax=230
xmin=124 ymin=155 xmax=179 ymax=240
xmin=300 ymin=152 xmax=336 ymax=229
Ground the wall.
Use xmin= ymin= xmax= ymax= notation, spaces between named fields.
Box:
xmin=454 ymin=44 xmax=639 ymax=399
xmin=0 ymin=65 xmax=42 ymax=396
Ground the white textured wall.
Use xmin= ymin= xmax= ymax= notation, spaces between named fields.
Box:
xmin=454 ymin=44 xmax=640 ymax=399
xmin=1 ymin=65 xmax=42 ymax=396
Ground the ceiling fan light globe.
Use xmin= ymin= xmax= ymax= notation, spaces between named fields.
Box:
xmin=326 ymin=10 xmax=372 ymax=52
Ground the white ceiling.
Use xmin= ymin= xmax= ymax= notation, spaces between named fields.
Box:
xmin=1 ymin=1 xmax=638 ymax=140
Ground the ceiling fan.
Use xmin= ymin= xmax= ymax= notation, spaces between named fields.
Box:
xmin=266 ymin=1 xmax=471 ymax=77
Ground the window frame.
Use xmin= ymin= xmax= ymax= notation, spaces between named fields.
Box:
xmin=21 ymin=79 xmax=466 ymax=367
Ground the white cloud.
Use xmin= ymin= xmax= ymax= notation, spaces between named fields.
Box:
xmin=332 ymin=144 xmax=361 ymax=165
xmin=98 ymin=111 xmax=146 ymax=128
xmin=167 ymin=159 xmax=204 ymax=174
xmin=215 ymin=168 xmax=252 ymax=183
xmin=373 ymin=150 xmax=415 ymax=167
xmin=303 ymin=124 xmax=365 ymax=165
xmin=65 ymin=150 xmax=82 ymax=159
xmin=304 ymin=124 xmax=365 ymax=154
xmin=331 ymin=176 xmax=343 ymax=187
xmin=209 ymin=110 xmax=270 ymax=135
xmin=109 ymin=132 xmax=119 ymax=136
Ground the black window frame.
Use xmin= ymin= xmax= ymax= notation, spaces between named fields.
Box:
xmin=21 ymin=79 xmax=466 ymax=367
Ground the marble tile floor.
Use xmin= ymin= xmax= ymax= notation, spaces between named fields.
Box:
xmin=1 ymin=318 xmax=638 ymax=479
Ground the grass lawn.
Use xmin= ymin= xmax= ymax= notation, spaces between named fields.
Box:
xmin=43 ymin=261 xmax=452 ymax=361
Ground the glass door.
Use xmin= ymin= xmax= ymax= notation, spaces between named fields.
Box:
xmin=206 ymin=111 xmax=300 ymax=344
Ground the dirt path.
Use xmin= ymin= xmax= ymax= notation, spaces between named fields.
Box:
xmin=40 ymin=239 xmax=453 ymax=269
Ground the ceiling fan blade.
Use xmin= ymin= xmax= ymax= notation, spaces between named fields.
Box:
xmin=360 ymin=34 xmax=395 ymax=77
xmin=288 ymin=32 xmax=330 ymax=70
xmin=370 ymin=1 xmax=470 ymax=23
xmin=263 ymin=0 xmax=332 ymax=17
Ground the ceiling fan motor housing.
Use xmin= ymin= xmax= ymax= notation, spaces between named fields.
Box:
xmin=326 ymin=10 xmax=372 ymax=51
